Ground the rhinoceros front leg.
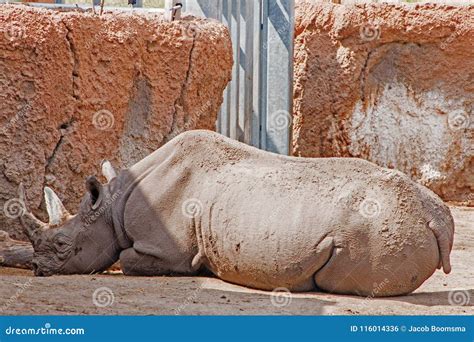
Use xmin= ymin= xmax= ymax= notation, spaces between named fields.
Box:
xmin=119 ymin=248 xmax=172 ymax=276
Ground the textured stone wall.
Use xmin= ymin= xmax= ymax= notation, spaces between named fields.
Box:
xmin=293 ymin=1 xmax=473 ymax=203
xmin=0 ymin=5 xmax=233 ymax=238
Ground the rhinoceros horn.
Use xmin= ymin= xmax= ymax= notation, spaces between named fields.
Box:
xmin=101 ymin=160 xmax=117 ymax=182
xmin=18 ymin=183 xmax=48 ymax=245
xmin=44 ymin=187 xmax=70 ymax=227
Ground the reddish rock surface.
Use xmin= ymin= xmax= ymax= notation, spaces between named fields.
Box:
xmin=0 ymin=5 xmax=232 ymax=239
xmin=293 ymin=1 xmax=473 ymax=203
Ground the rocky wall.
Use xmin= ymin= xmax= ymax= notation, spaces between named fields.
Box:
xmin=0 ymin=4 xmax=233 ymax=238
xmin=293 ymin=1 xmax=473 ymax=203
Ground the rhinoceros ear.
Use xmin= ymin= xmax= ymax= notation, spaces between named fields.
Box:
xmin=86 ymin=176 xmax=103 ymax=210
xmin=101 ymin=160 xmax=117 ymax=183
xmin=44 ymin=187 xmax=70 ymax=227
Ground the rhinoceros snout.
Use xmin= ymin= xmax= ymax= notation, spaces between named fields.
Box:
xmin=31 ymin=261 xmax=43 ymax=276
xmin=31 ymin=260 xmax=52 ymax=277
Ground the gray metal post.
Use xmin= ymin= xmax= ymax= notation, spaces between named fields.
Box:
xmin=260 ymin=0 xmax=294 ymax=155
xmin=183 ymin=0 xmax=294 ymax=155
xmin=250 ymin=0 xmax=261 ymax=148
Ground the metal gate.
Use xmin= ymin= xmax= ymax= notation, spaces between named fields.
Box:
xmin=180 ymin=0 xmax=294 ymax=155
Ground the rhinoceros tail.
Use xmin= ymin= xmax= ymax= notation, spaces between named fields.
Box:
xmin=428 ymin=216 xmax=454 ymax=274
xmin=417 ymin=182 xmax=455 ymax=275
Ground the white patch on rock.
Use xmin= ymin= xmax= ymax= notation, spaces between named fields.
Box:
xmin=348 ymin=82 xmax=469 ymax=184
xmin=420 ymin=164 xmax=444 ymax=185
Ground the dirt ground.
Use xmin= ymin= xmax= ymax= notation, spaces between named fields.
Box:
xmin=0 ymin=205 xmax=472 ymax=315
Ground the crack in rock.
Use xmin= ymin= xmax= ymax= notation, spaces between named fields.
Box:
xmin=62 ymin=20 xmax=80 ymax=101
xmin=45 ymin=118 xmax=76 ymax=177
xmin=164 ymin=27 xmax=198 ymax=145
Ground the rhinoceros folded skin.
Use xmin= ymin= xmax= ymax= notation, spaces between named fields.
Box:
xmin=20 ymin=130 xmax=454 ymax=297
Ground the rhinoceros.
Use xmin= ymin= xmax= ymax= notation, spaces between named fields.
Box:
xmin=19 ymin=130 xmax=454 ymax=296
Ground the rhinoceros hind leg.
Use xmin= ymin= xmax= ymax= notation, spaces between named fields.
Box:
xmin=310 ymin=235 xmax=336 ymax=291
xmin=120 ymin=248 xmax=171 ymax=276
xmin=280 ymin=236 xmax=335 ymax=292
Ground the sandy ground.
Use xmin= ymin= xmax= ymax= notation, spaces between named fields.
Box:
xmin=0 ymin=205 xmax=472 ymax=315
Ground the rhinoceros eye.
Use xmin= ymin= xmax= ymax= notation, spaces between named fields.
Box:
xmin=54 ymin=234 xmax=71 ymax=252
xmin=55 ymin=239 xmax=72 ymax=261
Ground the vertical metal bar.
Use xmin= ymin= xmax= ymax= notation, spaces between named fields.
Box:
xmin=229 ymin=0 xmax=240 ymax=140
xmin=259 ymin=0 xmax=268 ymax=151
xmin=215 ymin=0 xmax=224 ymax=134
xmin=243 ymin=0 xmax=254 ymax=145
xmin=287 ymin=0 xmax=295 ymax=155
xmin=262 ymin=0 xmax=294 ymax=155
xmin=250 ymin=0 xmax=262 ymax=148
xmin=237 ymin=0 xmax=246 ymax=143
